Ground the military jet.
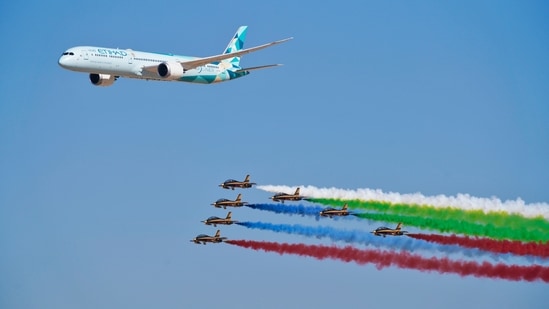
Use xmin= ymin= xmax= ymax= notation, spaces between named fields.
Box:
xmin=371 ymin=223 xmax=408 ymax=237
xmin=219 ymin=174 xmax=256 ymax=190
xmin=211 ymin=193 xmax=248 ymax=209
xmin=319 ymin=203 xmax=350 ymax=218
xmin=270 ymin=187 xmax=304 ymax=203
xmin=201 ymin=212 xmax=237 ymax=227
xmin=190 ymin=230 xmax=227 ymax=245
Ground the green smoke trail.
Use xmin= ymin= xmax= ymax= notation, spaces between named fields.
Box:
xmin=355 ymin=212 xmax=548 ymax=242
xmin=311 ymin=198 xmax=549 ymax=235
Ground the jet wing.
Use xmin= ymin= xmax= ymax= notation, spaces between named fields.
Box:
xmin=142 ymin=37 xmax=292 ymax=73
xmin=179 ymin=37 xmax=292 ymax=70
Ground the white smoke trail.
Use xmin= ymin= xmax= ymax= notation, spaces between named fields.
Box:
xmin=257 ymin=185 xmax=549 ymax=219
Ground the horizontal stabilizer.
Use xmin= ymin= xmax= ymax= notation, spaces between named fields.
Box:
xmin=235 ymin=64 xmax=283 ymax=73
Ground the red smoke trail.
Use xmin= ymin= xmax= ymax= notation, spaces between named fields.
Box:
xmin=226 ymin=240 xmax=549 ymax=283
xmin=407 ymin=234 xmax=549 ymax=258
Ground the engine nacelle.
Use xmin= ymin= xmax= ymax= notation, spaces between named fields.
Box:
xmin=89 ymin=73 xmax=115 ymax=87
xmin=157 ymin=62 xmax=184 ymax=79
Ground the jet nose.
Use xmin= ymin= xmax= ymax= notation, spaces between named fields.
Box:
xmin=58 ymin=55 xmax=69 ymax=68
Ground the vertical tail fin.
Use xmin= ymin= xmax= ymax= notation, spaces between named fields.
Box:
xmin=235 ymin=194 xmax=242 ymax=201
xmin=222 ymin=26 xmax=248 ymax=67
xmin=395 ymin=223 xmax=402 ymax=230
xmin=226 ymin=212 xmax=232 ymax=220
xmin=244 ymin=174 xmax=250 ymax=183
xmin=342 ymin=203 xmax=348 ymax=210
xmin=295 ymin=188 xmax=300 ymax=195
xmin=215 ymin=230 xmax=221 ymax=237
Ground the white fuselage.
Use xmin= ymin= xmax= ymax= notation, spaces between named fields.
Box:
xmin=58 ymin=46 xmax=240 ymax=84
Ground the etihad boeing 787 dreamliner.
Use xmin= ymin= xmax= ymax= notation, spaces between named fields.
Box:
xmin=58 ymin=26 xmax=291 ymax=86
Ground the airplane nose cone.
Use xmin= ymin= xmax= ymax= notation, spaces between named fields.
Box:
xmin=58 ymin=56 xmax=68 ymax=68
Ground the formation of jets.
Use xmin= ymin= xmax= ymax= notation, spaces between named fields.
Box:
xmin=319 ymin=203 xmax=350 ymax=218
xmin=371 ymin=223 xmax=408 ymax=237
xmin=59 ymin=26 xmax=292 ymax=86
xmin=193 ymin=174 xmax=410 ymax=244
xmin=270 ymin=188 xmax=304 ymax=203
xmin=192 ymin=175 xmax=256 ymax=244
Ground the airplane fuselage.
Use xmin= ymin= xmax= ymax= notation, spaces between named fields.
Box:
xmin=372 ymin=229 xmax=406 ymax=237
xmin=271 ymin=195 xmax=302 ymax=203
xmin=58 ymin=46 xmax=248 ymax=85
xmin=203 ymin=219 xmax=234 ymax=226
xmin=320 ymin=210 xmax=349 ymax=217
xmin=220 ymin=183 xmax=254 ymax=190
xmin=212 ymin=201 xmax=245 ymax=208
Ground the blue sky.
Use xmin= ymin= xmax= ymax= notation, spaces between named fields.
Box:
xmin=1 ymin=1 xmax=548 ymax=308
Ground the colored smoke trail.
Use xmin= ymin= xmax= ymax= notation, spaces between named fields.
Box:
xmin=311 ymin=198 xmax=549 ymax=234
xmin=235 ymin=222 xmax=498 ymax=259
xmin=257 ymin=185 xmax=549 ymax=219
xmin=226 ymin=240 xmax=549 ymax=283
xmin=407 ymin=234 xmax=549 ymax=259
xmin=246 ymin=203 xmax=324 ymax=217
xmin=355 ymin=212 xmax=548 ymax=243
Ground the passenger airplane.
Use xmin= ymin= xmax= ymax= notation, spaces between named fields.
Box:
xmin=371 ymin=223 xmax=408 ymax=237
xmin=319 ymin=203 xmax=350 ymax=218
xmin=190 ymin=230 xmax=227 ymax=245
xmin=270 ymin=188 xmax=304 ymax=203
xmin=219 ymin=174 xmax=256 ymax=190
xmin=58 ymin=26 xmax=292 ymax=86
xmin=211 ymin=193 xmax=248 ymax=209
xmin=201 ymin=212 xmax=237 ymax=227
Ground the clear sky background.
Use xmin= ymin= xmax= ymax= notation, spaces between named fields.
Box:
xmin=1 ymin=1 xmax=548 ymax=308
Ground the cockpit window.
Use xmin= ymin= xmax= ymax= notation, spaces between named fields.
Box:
xmin=62 ymin=52 xmax=75 ymax=56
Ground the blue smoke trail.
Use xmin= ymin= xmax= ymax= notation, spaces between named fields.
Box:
xmin=246 ymin=203 xmax=324 ymax=217
xmin=236 ymin=221 xmax=512 ymax=261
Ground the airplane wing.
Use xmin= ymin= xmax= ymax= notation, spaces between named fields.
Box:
xmin=143 ymin=37 xmax=292 ymax=73
xmin=180 ymin=37 xmax=292 ymax=70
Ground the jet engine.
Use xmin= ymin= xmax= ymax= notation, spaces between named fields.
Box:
xmin=157 ymin=62 xmax=185 ymax=79
xmin=89 ymin=73 xmax=115 ymax=86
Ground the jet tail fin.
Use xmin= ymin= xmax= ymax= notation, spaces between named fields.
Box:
xmin=214 ymin=230 xmax=221 ymax=238
xmin=244 ymin=175 xmax=250 ymax=183
xmin=222 ymin=25 xmax=248 ymax=67
xmin=235 ymin=193 xmax=242 ymax=201
xmin=295 ymin=187 xmax=300 ymax=196
xmin=226 ymin=212 xmax=232 ymax=220
xmin=396 ymin=223 xmax=402 ymax=230
xmin=342 ymin=203 xmax=348 ymax=210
